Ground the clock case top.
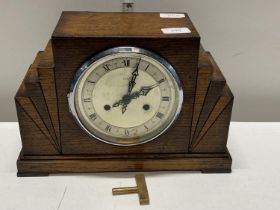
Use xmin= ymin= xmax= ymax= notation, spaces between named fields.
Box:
xmin=15 ymin=12 xmax=233 ymax=158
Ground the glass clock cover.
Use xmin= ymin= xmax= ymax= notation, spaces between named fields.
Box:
xmin=68 ymin=47 xmax=183 ymax=146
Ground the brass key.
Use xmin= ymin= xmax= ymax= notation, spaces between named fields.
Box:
xmin=112 ymin=174 xmax=149 ymax=205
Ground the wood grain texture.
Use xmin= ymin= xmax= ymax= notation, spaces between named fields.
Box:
xmin=16 ymin=102 xmax=59 ymax=155
xmin=15 ymin=83 xmax=59 ymax=155
xmin=192 ymin=85 xmax=233 ymax=151
xmin=24 ymin=53 xmax=58 ymax=148
xmin=15 ymin=12 xmax=234 ymax=175
xmin=53 ymin=12 xmax=200 ymax=38
xmin=191 ymin=52 xmax=226 ymax=147
xmin=37 ymin=41 xmax=61 ymax=148
xmin=17 ymin=149 xmax=232 ymax=175
xmin=52 ymin=12 xmax=200 ymax=154
xmin=190 ymin=49 xmax=213 ymax=143
xmin=21 ymin=152 xmax=230 ymax=160
xmin=192 ymin=99 xmax=233 ymax=153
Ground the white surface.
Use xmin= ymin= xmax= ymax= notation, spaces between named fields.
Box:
xmin=161 ymin=27 xmax=191 ymax=34
xmin=1 ymin=0 xmax=280 ymax=122
xmin=0 ymin=122 xmax=280 ymax=210
xmin=159 ymin=13 xmax=185 ymax=18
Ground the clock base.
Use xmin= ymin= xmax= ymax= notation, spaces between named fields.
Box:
xmin=17 ymin=149 xmax=232 ymax=177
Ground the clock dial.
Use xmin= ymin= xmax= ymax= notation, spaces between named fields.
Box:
xmin=68 ymin=47 xmax=183 ymax=146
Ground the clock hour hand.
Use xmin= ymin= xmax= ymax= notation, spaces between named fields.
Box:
xmin=122 ymin=103 xmax=128 ymax=114
xmin=127 ymin=58 xmax=141 ymax=95
xmin=119 ymin=58 xmax=141 ymax=114
xmin=113 ymin=96 xmax=130 ymax=114
xmin=112 ymin=99 xmax=124 ymax=108
xmin=112 ymin=99 xmax=128 ymax=114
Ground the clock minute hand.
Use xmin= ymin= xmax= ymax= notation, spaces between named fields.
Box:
xmin=130 ymin=83 xmax=159 ymax=100
xmin=112 ymin=83 xmax=158 ymax=108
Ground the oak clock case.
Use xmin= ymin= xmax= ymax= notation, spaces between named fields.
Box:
xmin=68 ymin=47 xmax=183 ymax=146
xmin=15 ymin=12 xmax=233 ymax=176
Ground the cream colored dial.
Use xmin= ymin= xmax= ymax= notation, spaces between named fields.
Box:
xmin=69 ymin=47 xmax=183 ymax=146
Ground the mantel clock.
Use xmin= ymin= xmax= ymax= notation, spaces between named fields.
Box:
xmin=15 ymin=12 xmax=234 ymax=176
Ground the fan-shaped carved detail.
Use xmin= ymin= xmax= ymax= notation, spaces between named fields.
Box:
xmin=191 ymin=85 xmax=233 ymax=150
xmin=24 ymin=52 xmax=58 ymax=144
xmin=192 ymin=54 xmax=226 ymax=143
xmin=190 ymin=49 xmax=233 ymax=152
xmin=37 ymin=42 xmax=60 ymax=147
xmin=191 ymin=99 xmax=233 ymax=152
xmin=190 ymin=51 xmax=213 ymax=142
xmin=194 ymin=86 xmax=232 ymax=146
xmin=15 ymin=100 xmax=59 ymax=155
xmin=15 ymin=49 xmax=61 ymax=155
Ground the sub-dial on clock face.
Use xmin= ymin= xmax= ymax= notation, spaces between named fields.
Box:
xmin=69 ymin=47 xmax=183 ymax=146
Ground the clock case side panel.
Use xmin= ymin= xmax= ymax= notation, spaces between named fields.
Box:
xmin=37 ymin=41 xmax=61 ymax=148
xmin=15 ymin=53 xmax=61 ymax=155
xmin=189 ymin=48 xmax=234 ymax=153
xmin=52 ymin=37 xmax=200 ymax=155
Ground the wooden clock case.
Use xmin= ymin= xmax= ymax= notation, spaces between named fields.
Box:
xmin=15 ymin=12 xmax=233 ymax=176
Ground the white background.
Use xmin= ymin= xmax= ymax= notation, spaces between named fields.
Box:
xmin=1 ymin=0 xmax=280 ymax=121
xmin=0 ymin=122 xmax=280 ymax=210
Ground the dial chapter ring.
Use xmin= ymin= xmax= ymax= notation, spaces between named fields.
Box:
xmin=68 ymin=46 xmax=183 ymax=146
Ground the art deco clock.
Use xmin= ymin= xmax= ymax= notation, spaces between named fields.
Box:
xmin=15 ymin=12 xmax=234 ymax=176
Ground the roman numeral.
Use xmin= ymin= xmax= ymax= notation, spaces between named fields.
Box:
xmin=87 ymin=80 xmax=95 ymax=83
xmin=144 ymin=64 xmax=150 ymax=71
xmin=122 ymin=59 xmax=130 ymax=67
xmin=156 ymin=112 xmax=164 ymax=119
xmin=124 ymin=129 xmax=129 ymax=136
xmin=105 ymin=125 xmax=111 ymax=132
xmin=89 ymin=113 xmax=97 ymax=121
xmin=103 ymin=64 xmax=111 ymax=71
xmin=144 ymin=125 xmax=149 ymax=131
xmin=158 ymin=78 xmax=166 ymax=84
xmin=162 ymin=97 xmax=170 ymax=101
xmin=83 ymin=98 xmax=91 ymax=102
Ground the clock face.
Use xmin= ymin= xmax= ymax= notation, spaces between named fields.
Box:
xmin=68 ymin=47 xmax=183 ymax=146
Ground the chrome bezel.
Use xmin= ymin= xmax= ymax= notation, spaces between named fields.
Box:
xmin=68 ymin=46 xmax=183 ymax=146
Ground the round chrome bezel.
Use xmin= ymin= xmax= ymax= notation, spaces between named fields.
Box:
xmin=68 ymin=46 xmax=183 ymax=146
